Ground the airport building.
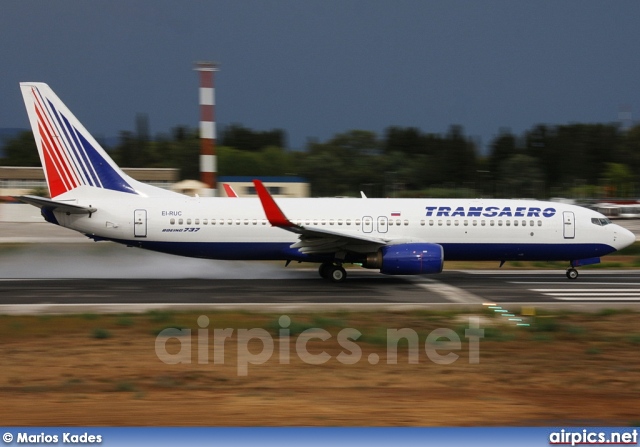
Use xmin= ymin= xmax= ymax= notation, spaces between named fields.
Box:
xmin=218 ymin=176 xmax=309 ymax=198
xmin=0 ymin=167 xmax=309 ymax=198
xmin=0 ymin=166 xmax=179 ymax=197
xmin=0 ymin=167 xmax=309 ymax=222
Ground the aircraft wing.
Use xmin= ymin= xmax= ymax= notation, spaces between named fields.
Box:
xmin=253 ymin=180 xmax=390 ymax=254
xmin=15 ymin=195 xmax=97 ymax=215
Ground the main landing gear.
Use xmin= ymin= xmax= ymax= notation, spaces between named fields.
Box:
xmin=566 ymin=268 xmax=579 ymax=280
xmin=319 ymin=262 xmax=347 ymax=283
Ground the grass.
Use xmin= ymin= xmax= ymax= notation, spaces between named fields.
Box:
xmin=91 ymin=328 xmax=112 ymax=339
xmin=113 ymin=381 xmax=136 ymax=392
xmin=0 ymin=309 xmax=637 ymax=349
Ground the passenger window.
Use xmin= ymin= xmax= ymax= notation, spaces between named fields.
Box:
xmin=481 ymin=220 xmax=485 ymax=226
xmin=438 ymin=220 xmax=443 ymax=226
xmin=195 ymin=219 xmax=200 ymax=225
xmin=252 ymin=219 xmax=257 ymax=225
xmin=203 ymin=219 xmax=208 ymax=225
xmin=514 ymin=220 xmax=518 ymax=226
xmin=338 ymin=220 xmax=343 ymax=225
xmin=170 ymin=218 xmax=175 ymax=225
xmin=429 ymin=220 xmax=434 ymax=226
xmin=187 ymin=218 xmax=192 ymax=225
xmin=346 ymin=220 xmax=351 ymax=225
xmin=355 ymin=220 xmax=361 ymax=226
xmin=537 ymin=220 xmax=542 ymax=226
xmin=529 ymin=220 xmax=534 ymax=226
xmin=396 ymin=219 xmax=401 ymax=226
xmin=498 ymin=220 xmax=503 ymax=226
xmin=446 ymin=220 xmax=451 ymax=226
xmin=420 ymin=220 xmax=425 ymax=226
xmin=403 ymin=220 xmax=408 ymax=226
xmin=454 ymin=220 xmax=459 ymax=226
xmin=490 ymin=221 xmax=495 ymax=226
xmin=506 ymin=220 xmax=511 ymax=226
xmin=178 ymin=218 xmax=183 ymax=225
xmin=464 ymin=220 xmax=469 ymax=226
xmin=389 ymin=221 xmax=394 ymax=226
xmin=244 ymin=219 xmax=249 ymax=225
xmin=522 ymin=220 xmax=526 ymax=227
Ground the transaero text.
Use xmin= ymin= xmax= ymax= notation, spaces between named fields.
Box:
xmin=424 ymin=206 xmax=556 ymax=218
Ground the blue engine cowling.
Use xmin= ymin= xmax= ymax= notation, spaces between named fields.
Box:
xmin=376 ymin=243 xmax=444 ymax=275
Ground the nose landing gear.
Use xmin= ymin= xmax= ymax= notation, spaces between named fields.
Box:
xmin=566 ymin=267 xmax=579 ymax=280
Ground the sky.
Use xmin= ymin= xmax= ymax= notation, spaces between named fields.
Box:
xmin=2 ymin=1 xmax=640 ymax=152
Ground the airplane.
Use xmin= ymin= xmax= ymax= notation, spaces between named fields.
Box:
xmin=223 ymin=183 xmax=238 ymax=197
xmin=16 ymin=82 xmax=636 ymax=282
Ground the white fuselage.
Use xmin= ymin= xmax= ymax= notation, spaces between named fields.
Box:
xmin=50 ymin=188 xmax=634 ymax=264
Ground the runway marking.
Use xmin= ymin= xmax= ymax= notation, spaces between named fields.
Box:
xmin=530 ymin=288 xmax=640 ymax=301
xmin=0 ymin=302 xmax=488 ymax=315
xmin=532 ymin=289 xmax=640 ymax=293
xmin=511 ymin=282 xmax=640 ymax=285
xmin=543 ymin=297 xmax=640 ymax=301
xmin=543 ymin=293 xmax=640 ymax=297
xmin=410 ymin=278 xmax=483 ymax=304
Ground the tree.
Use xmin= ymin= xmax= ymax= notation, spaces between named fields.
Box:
xmin=601 ymin=162 xmax=634 ymax=198
xmin=497 ymin=154 xmax=544 ymax=198
xmin=1 ymin=131 xmax=40 ymax=166
xmin=488 ymin=130 xmax=517 ymax=178
xmin=221 ymin=124 xmax=287 ymax=151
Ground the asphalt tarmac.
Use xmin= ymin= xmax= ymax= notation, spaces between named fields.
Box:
xmin=1 ymin=222 xmax=639 ymax=313
xmin=1 ymin=270 xmax=640 ymax=314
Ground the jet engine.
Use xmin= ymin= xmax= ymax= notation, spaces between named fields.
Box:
xmin=362 ymin=243 xmax=444 ymax=275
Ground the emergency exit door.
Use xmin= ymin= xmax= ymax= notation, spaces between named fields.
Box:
xmin=134 ymin=209 xmax=147 ymax=238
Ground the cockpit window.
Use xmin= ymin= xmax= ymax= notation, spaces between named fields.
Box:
xmin=591 ymin=217 xmax=612 ymax=226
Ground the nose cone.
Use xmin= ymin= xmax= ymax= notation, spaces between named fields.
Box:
xmin=613 ymin=225 xmax=636 ymax=251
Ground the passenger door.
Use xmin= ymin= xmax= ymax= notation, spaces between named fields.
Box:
xmin=563 ymin=211 xmax=575 ymax=239
xmin=134 ymin=209 xmax=147 ymax=238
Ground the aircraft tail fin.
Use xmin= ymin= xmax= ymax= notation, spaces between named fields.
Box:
xmin=20 ymin=82 xmax=140 ymax=198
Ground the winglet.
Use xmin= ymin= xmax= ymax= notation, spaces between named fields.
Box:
xmin=253 ymin=180 xmax=297 ymax=228
xmin=223 ymin=183 xmax=238 ymax=197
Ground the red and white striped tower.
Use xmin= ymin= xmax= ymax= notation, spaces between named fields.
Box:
xmin=194 ymin=61 xmax=219 ymax=197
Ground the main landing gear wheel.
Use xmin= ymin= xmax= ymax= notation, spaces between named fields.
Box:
xmin=319 ymin=263 xmax=347 ymax=282
xmin=566 ymin=268 xmax=579 ymax=280
xmin=328 ymin=265 xmax=347 ymax=283
xmin=318 ymin=262 xmax=333 ymax=279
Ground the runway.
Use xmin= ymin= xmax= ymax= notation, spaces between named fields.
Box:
xmin=0 ymin=230 xmax=639 ymax=313
xmin=2 ymin=269 xmax=640 ymax=314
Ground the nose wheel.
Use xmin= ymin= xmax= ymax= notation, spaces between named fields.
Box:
xmin=566 ymin=268 xmax=579 ymax=280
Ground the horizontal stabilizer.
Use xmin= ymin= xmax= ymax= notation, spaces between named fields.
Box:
xmin=15 ymin=195 xmax=97 ymax=214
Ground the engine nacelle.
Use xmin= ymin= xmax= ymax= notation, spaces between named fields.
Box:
xmin=363 ymin=243 xmax=444 ymax=275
